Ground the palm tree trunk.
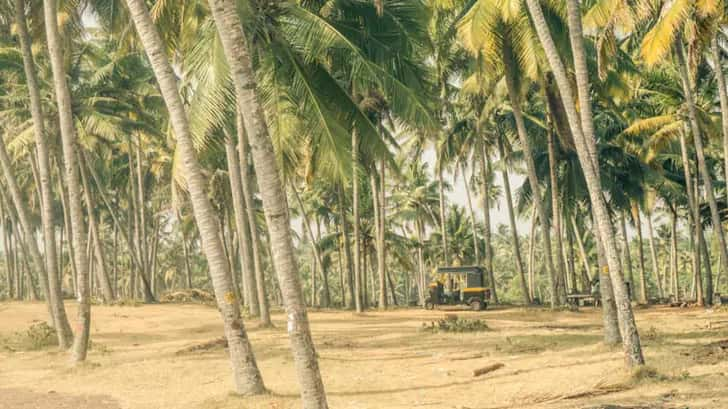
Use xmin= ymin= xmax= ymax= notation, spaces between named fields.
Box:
xmin=292 ymin=187 xmax=326 ymax=307
xmin=504 ymin=63 xmax=557 ymax=307
xmin=206 ymin=1 xmax=328 ymax=405
xmin=236 ymin=118 xmax=271 ymax=325
xmin=351 ymin=130 xmax=363 ymax=313
xmin=437 ymin=167 xmax=449 ymax=265
xmin=315 ymin=217 xmax=330 ymax=307
xmin=178 ymin=209 xmax=193 ymax=289
xmin=547 ymin=125 xmax=568 ymax=302
xmin=225 ymin=138 xmax=259 ymax=316
xmin=528 ymin=0 xmax=644 ymax=366
xmin=645 ymin=212 xmax=664 ymax=299
xmin=43 ymin=0 xmax=90 ymax=360
xmin=78 ymin=154 xmax=114 ymax=303
xmin=337 ymin=184 xmax=355 ymax=308
xmin=479 ymin=143 xmax=497 ymax=303
xmin=462 ymin=164 xmax=480 ymax=265
xmin=677 ymin=41 xmax=722 ymax=305
xmin=57 ymin=168 xmax=78 ymax=296
xmin=370 ymin=172 xmax=386 ymax=310
xmin=620 ymin=212 xmax=634 ymax=299
xmin=378 ymin=159 xmax=387 ymax=309
xmin=670 ymin=208 xmax=679 ymax=301
xmin=631 ymin=205 xmax=648 ymax=303
xmin=528 ymin=209 xmax=537 ymax=301
xmin=124 ymin=0 xmax=266 ymax=394
xmin=497 ymin=137 xmax=530 ymax=304
xmin=710 ymin=36 xmax=728 ymax=219
xmin=135 ymin=139 xmax=151 ymax=300
xmin=14 ymin=0 xmax=71 ymax=346
xmin=416 ymin=218 xmax=426 ymax=305
xmin=84 ymin=155 xmax=154 ymax=300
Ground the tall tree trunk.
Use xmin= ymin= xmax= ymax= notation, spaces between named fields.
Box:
xmin=528 ymin=209 xmax=537 ymax=301
xmin=645 ymin=212 xmax=664 ymax=299
xmin=0 ymin=138 xmax=72 ymax=345
xmin=678 ymin=123 xmax=703 ymax=305
xmin=14 ymin=0 xmax=71 ymax=346
xmin=547 ymin=125 xmax=568 ymax=302
xmin=45 ymin=0 xmax=91 ymax=357
xmin=527 ymin=0 xmax=644 ymax=366
xmin=416 ymin=218 xmax=426 ymax=305
xmin=84 ymin=156 xmax=153 ymax=300
xmin=78 ymin=153 xmax=114 ymax=303
xmin=631 ymin=204 xmax=648 ymax=303
xmin=351 ymin=130 xmax=363 ymax=313
xmin=670 ymin=208 xmax=679 ymax=301
xmin=479 ymin=144 xmax=497 ymax=302
xmin=437 ymin=167 xmax=449 ymax=265
xmin=677 ymin=41 xmax=722 ymax=305
xmin=206 ymin=1 xmax=328 ymax=405
xmin=178 ymin=209 xmax=193 ymax=289
xmin=337 ymin=184 xmax=355 ymax=309
xmin=315 ymin=217 xmax=330 ymax=307
xmin=711 ymin=36 xmax=728 ymax=226
xmin=370 ymin=172 xmax=386 ymax=310
xmin=237 ymin=119 xmax=271 ymax=325
xmin=57 ymin=168 xmax=78 ymax=296
xmin=135 ymin=137 xmax=151 ymax=301
xmin=225 ymin=138 xmax=258 ymax=316
xmin=292 ymin=187 xmax=326 ymax=308
xmin=124 ymin=0 xmax=265 ymax=394
xmin=462 ymin=164 xmax=480 ymax=265
xmin=504 ymin=62 xmax=557 ymax=307
xmin=498 ymin=137 xmax=530 ymax=304
xmin=378 ymin=159 xmax=387 ymax=310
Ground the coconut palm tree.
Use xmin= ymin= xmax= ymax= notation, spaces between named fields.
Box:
xmin=122 ymin=0 xmax=266 ymax=395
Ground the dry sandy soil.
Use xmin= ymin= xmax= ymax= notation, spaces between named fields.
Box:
xmin=1 ymin=301 xmax=728 ymax=409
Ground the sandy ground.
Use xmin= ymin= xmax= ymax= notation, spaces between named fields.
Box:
xmin=1 ymin=301 xmax=728 ymax=409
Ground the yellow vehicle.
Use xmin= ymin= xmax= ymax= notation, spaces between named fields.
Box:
xmin=425 ymin=266 xmax=491 ymax=311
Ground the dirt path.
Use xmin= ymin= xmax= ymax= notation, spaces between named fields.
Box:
xmin=1 ymin=302 xmax=728 ymax=408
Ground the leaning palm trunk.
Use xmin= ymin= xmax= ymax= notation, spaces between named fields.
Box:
xmin=497 ymin=137 xmax=530 ymax=304
xmin=225 ymin=138 xmax=259 ymax=316
xmin=14 ymin=0 xmax=73 ymax=348
xmin=124 ymin=0 xmax=265 ymax=394
xmin=526 ymin=0 xmax=644 ymax=366
xmin=43 ymin=0 xmax=91 ymax=362
xmin=206 ymin=0 xmax=328 ymax=406
xmin=503 ymin=63 xmax=558 ymax=307
xmin=676 ymin=41 xmax=722 ymax=305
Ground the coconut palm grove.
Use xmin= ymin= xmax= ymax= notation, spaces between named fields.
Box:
xmin=4 ymin=0 xmax=728 ymax=408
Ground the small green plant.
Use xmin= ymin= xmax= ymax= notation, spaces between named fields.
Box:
xmin=421 ymin=315 xmax=489 ymax=333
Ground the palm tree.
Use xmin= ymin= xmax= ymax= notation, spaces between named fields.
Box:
xmin=122 ymin=0 xmax=266 ymax=395
xmin=43 ymin=0 xmax=92 ymax=362
xmin=205 ymin=0 xmax=328 ymax=406
xmin=523 ymin=0 xmax=644 ymax=365
xmin=12 ymin=0 xmax=73 ymax=347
